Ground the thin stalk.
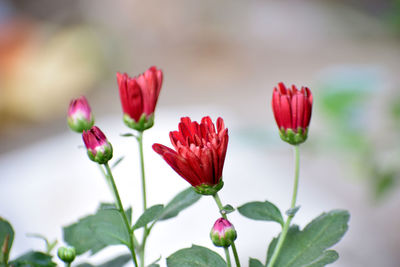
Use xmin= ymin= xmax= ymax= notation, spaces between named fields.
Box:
xmin=224 ymin=247 xmax=232 ymax=267
xmin=136 ymin=131 xmax=149 ymax=267
xmin=266 ymin=145 xmax=300 ymax=267
xmin=212 ymin=193 xmax=241 ymax=267
xmin=65 ymin=263 xmax=71 ymax=267
xmin=104 ymin=163 xmax=139 ymax=267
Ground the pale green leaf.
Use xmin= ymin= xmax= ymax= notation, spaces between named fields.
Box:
xmin=133 ymin=204 xmax=164 ymax=230
xmin=266 ymin=210 xmax=349 ymax=267
xmin=238 ymin=201 xmax=284 ymax=226
xmin=249 ymin=258 xmax=265 ymax=267
xmin=159 ymin=187 xmax=201 ymax=221
xmin=167 ymin=245 xmax=226 ymax=267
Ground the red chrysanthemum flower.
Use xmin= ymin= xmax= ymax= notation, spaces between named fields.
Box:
xmin=117 ymin=66 xmax=163 ymax=131
xmin=153 ymin=116 xmax=228 ymax=195
xmin=272 ymin=82 xmax=313 ymax=145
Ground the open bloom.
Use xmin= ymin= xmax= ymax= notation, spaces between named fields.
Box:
xmin=82 ymin=126 xmax=113 ymax=164
xmin=272 ymin=82 xmax=313 ymax=145
xmin=117 ymin=66 xmax=163 ymax=131
xmin=152 ymin=116 xmax=228 ymax=195
xmin=210 ymin=218 xmax=237 ymax=248
xmin=67 ymin=96 xmax=94 ymax=133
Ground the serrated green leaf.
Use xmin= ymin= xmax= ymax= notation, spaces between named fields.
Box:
xmin=266 ymin=210 xmax=350 ymax=267
xmin=10 ymin=251 xmax=56 ymax=267
xmin=159 ymin=187 xmax=201 ymax=221
xmin=133 ymin=205 xmax=164 ymax=230
xmin=167 ymin=245 xmax=226 ymax=267
xmin=238 ymin=201 xmax=284 ymax=226
xmin=0 ymin=217 xmax=14 ymax=264
xmin=76 ymin=253 xmax=131 ymax=267
xmin=249 ymin=258 xmax=265 ymax=267
xmin=221 ymin=204 xmax=235 ymax=215
xmin=63 ymin=206 xmax=132 ymax=255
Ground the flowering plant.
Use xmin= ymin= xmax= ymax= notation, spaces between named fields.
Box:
xmin=0 ymin=68 xmax=349 ymax=267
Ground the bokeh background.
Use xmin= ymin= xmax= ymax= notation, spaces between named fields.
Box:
xmin=1 ymin=0 xmax=400 ymax=266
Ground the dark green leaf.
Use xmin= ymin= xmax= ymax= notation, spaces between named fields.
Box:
xmin=120 ymin=133 xmax=136 ymax=137
xmin=167 ymin=245 xmax=226 ymax=267
xmin=10 ymin=251 xmax=56 ymax=267
xmin=159 ymin=187 xmax=201 ymax=221
xmin=0 ymin=217 xmax=14 ymax=264
xmin=76 ymin=253 xmax=131 ymax=267
xmin=111 ymin=156 xmax=125 ymax=169
xmin=221 ymin=204 xmax=235 ymax=215
xmin=266 ymin=210 xmax=350 ymax=267
xmin=238 ymin=201 xmax=284 ymax=226
xmin=133 ymin=205 xmax=164 ymax=230
xmin=249 ymin=258 xmax=264 ymax=267
xmin=63 ymin=206 xmax=131 ymax=255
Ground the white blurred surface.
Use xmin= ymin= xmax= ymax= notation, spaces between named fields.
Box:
xmin=0 ymin=107 xmax=399 ymax=267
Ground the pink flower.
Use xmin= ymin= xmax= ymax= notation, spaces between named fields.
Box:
xmin=272 ymin=82 xmax=313 ymax=145
xmin=210 ymin=218 xmax=237 ymax=247
xmin=67 ymin=96 xmax=94 ymax=133
xmin=117 ymin=66 xmax=163 ymax=131
xmin=152 ymin=116 xmax=228 ymax=195
xmin=82 ymin=126 xmax=113 ymax=164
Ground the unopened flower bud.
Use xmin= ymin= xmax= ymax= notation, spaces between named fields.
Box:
xmin=82 ymin=126 xmax=113 ymax=164
xmin=67 ymin=96 xmax=94 ymax=133
xmin=57 ymin=246 xmax=76 ymax=263
xmin=271 ymin=82 xmax=313 ymax=145
xmin=210 ymin=218 xmax=237 ymax=248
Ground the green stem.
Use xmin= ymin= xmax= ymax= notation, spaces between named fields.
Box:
xmin=65 ymin=263 xmax=71 ymax=267
xmin=104 ymin=163 xmax=139 ymax=267
xmin=224 ymin=247 xmax=232 ymax=267
xmin=267 ymin=145 xmax=300 ymax=267
xmin=137 ymin=131 xmax=149 ymax=267
xmin=212 ymin=193 xmax=241 ymax=267
xmin=137 ymin=131 xmax=148 ymax=211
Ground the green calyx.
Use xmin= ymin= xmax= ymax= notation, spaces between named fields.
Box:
xmin=210 ymin=227 xmax=237 ymax=248
xmin=57 ymin=246 xmax=76 ymax=263
xmin=67 ymin=117 xmax=94 ymax=133
xmin=123 ymin=113 xmax=154 ymax=132
xmin=194 ymin=180 xmax=224 ymax=195
xmin=279 ymin=127 xmax=308 ymax=145
xmin=87 ymin=143 xmax=113 ymax=164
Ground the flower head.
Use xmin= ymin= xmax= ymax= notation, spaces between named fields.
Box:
xmin=67 ymin=96 xmax=94 ymax=133
xmin=117 ymin=66 xmax=163 ymax=131
xmin=210 ymin=218 xmax=237 ymax=247
xmin=272 ymin=82 xmax=313 ymax=145
xmin=153 ymin=116 xmax=228 ymax=195
xmin=82 ymin=126 xmax=113 ymax=164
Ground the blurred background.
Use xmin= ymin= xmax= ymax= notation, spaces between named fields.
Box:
xmin=1 ymin=0 xmax=400 ymax=266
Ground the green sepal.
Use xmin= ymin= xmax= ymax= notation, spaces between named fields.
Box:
xmin=87 ymin=143 xmax=113 ymax=164
xmin=123 ymin=113 xmax=154 ymax=131
xmin=210 ymin=227 xmax=237 ymax=248
xmin=279 ymin=127 xmax=308 ymax=145
xmin=194 ymin=180 xmax=224 ymax=195
xmin=67 ymin=116 xmax=95 ymax=133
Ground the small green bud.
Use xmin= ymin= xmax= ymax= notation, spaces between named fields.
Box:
xmin=57 ymin=246 xmax=76 ymax=263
